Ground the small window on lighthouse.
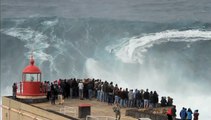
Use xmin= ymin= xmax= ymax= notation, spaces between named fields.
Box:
xmin=25 ymin=74 xmax=39 ymax=81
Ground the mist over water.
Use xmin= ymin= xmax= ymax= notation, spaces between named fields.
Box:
xmin=1 ymin=0 xmax=211 ymax=119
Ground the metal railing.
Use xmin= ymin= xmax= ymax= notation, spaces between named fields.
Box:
xmin=86 ymin=115 xmax=116 ymax=120
xmin=16 ymin=82 xmax=47 ymax=95
xmin=16 ymin=82 xmax=23 ymax=94
xmin=59 ymin=106 xmax=77 ymax=117
xmin=138 ymin=118 xmax=152 ymax=120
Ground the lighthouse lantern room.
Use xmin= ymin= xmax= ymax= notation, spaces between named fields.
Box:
xmin=16 ymin=55 xmax=46 ymax=101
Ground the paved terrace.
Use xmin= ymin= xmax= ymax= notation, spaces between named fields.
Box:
xmin=31 ymin=98 xmax=137 ymax=120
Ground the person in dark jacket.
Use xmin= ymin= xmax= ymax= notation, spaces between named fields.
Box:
xmin=50 ymin=83 xmax=56 ymax=105
xmin=180 ymin=107 xmax=187 ymax=120
xmin=88 ymin=81 xmax=93 ymax=100
xmin=143 ymin=89 xmax=149 ymax=108
xmin=135 ymin=90 xmax=142 ymax=108
xmin=12 ymin=83 xmax=17 ymax=99
xmin=161 ymin=97 xmax=167 ymax=107
xmin=152 ymin=91 xmax=159 ymax=108
xmin=107 ymin=82 xmax=114 ymax=105
xmin=172 ymin=105 xmax=177 ymax=120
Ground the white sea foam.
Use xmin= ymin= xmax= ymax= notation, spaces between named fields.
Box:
xmin=106 ymin=29 xmax=211 ymax=64
xmin=2 ymin=28 xmax=49 ymax=48
xmin=2 ymin=28 xmax=50 ymax=63
xmin=1 ymin=27 xmax=64 ymax=75
xmin=41 ymin=19 xmax=58 ymax=27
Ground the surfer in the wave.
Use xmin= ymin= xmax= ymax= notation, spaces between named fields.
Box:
xmin=110 ymin=49 xmax=114 ymax=54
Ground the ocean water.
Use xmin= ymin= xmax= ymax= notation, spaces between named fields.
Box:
xmin=1 ymin=0 xmax=211 ymax=119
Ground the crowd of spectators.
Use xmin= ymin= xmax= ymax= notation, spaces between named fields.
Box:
xmin=42 ymin=78 xmax=174 ymax=109
xmin=13 ymin=77 xmax=199 ymax=119
xmin=179 ymin=107 xmax=199 ymax=120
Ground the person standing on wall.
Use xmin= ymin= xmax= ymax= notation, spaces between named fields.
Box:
xmin=172 ymin=105 xmax=177 ymax=120
xmin=12 ymin=83 xmax=17 ymax=99
xmin=167 ymin=107 xmax=173 ymax=120
xmin=187 ymin=108 xmax=193 ymax=120
xmin=193 ymin=109 xmax=199 ymax=120
xmin=180 ymin=107 xmax=187 ymax=120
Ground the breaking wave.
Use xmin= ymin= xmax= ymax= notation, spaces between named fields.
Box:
xmin=1 ymin=19 xmax=66 ymax=75
xmin=106 ymin=29 xmax=211 ymax=64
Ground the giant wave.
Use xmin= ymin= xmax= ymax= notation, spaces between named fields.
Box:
xmin=1 ymin=17 xmax=211 ymax=119
xmin=106 ymin=29 xmax=211 ymax=64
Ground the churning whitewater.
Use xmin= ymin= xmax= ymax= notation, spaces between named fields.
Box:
xmin=1 ymin=0 xmax=211 ymax=119
xmin=106 ymin=29 xmax=211 ymax=64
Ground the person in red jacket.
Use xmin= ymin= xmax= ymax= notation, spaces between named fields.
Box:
xmin=167 ymin=107 xmax=173 ymax=120
xmin=193 ymin=109 xmax=199 ymax=120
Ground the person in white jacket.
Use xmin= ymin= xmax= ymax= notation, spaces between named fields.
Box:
xmin=78 ymin=81 xmax=84 ymax=99
xmin=128 ymin=89 xmax=134 ymax=107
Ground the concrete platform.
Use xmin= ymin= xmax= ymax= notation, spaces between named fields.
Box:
xmin=31 ymin=98 xmax=137 ymax=120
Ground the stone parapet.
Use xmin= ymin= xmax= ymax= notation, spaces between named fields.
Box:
xmin=126 ymin=109 xmax=181 ymax=120
xmin=2 ymin=96 xmax=78 ymax=120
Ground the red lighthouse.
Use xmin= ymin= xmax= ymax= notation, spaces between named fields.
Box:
xmin=16 ymin=55 xmax=46 ymax=102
